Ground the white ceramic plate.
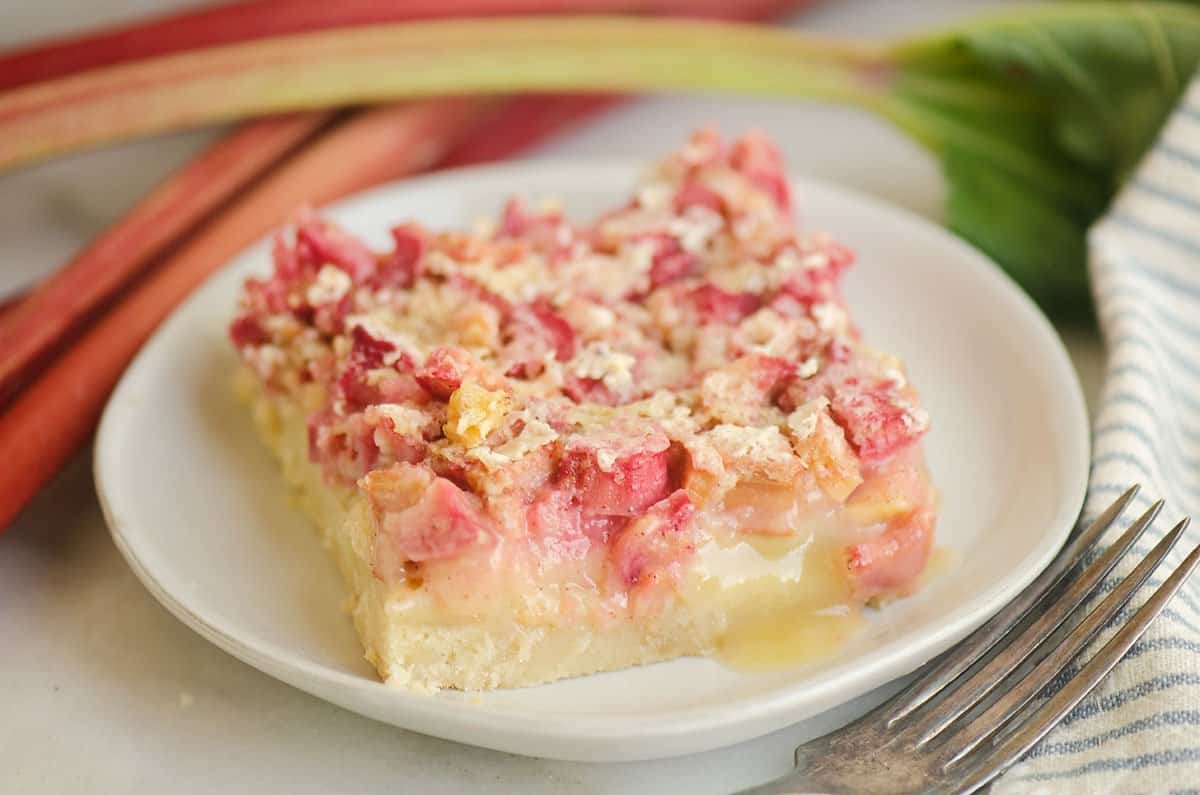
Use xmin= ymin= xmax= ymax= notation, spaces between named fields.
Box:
xmin=95 ymin=160 xmax=1089 ymax=762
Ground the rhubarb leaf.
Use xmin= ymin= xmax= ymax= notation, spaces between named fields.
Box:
xmin=887 ymin=4 xmax=1200 ymax=317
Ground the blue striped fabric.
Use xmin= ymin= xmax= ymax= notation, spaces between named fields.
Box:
xmin=994 ymin=78 xmax=1200 ymax=792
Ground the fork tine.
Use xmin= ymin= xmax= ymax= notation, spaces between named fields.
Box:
xmin=901 ymin=498 xmax=1163 ymax=744
xmin=884 ymin=485 xmax=1143 ymax=727
xmin=940 ymin=518 xmax=1190 ymax=767
xmin=953 ymin=534 xmax=1200 ymax=795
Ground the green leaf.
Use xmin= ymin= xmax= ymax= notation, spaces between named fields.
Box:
xmin=886 ymin=3 xmax=1200 ymax=318
xmin=943 ymin=147 xmax=1093 ymax=321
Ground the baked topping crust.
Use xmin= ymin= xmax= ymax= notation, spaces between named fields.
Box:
xmin=232 ymin=129 xmax=935 ymax=631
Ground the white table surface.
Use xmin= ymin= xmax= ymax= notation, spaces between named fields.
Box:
xmin=0 ymin=1 xmax=1104 ymax=792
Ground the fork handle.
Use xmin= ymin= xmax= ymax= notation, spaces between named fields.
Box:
xmin=736 ymin=735 xmax=930 ymax=795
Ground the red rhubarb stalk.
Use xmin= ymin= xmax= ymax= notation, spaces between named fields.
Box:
xmin=0 ymin=0 xmax=807 ymax=93
xmin=0 ymin=98 xmax=495 ymax=530
xmin=0 ymin=289 xmax=28 ymax=321
xmin=0 ymin=112 xmax=332 ymax=400
xmin=439 ymin=94 xmax=621 ymax=168
xmin=0 ymin=10 xmax=848 ymax=173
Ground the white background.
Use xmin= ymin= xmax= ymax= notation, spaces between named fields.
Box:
xmin=0 ymin=1 xmax=1104 ymax=792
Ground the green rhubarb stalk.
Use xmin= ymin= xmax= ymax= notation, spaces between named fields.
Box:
xmin=0 ymin=0 xmax=813 ymax=92
xmin=3 ymin=4 xmax=1198 ymax=315
xmin=0 ymin=19 xmax=886 ymax=166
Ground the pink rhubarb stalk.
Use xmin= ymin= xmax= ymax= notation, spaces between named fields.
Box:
xmin=0 ymin=16 xmax=878 ymax=173
xmin=0 ymin=112 xmax=332 ymax=399
xmin=439 ymin=94 xmax=621 ymax=168
xmin=0 ymin=0 xmax=811 ymax=92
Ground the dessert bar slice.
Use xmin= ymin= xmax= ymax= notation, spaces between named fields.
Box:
xmin=231 ymin=129 xmax=936 ymax=690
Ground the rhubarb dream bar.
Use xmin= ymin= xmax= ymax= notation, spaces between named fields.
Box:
xmin=230 ymin=130 xmax=936 ymax=691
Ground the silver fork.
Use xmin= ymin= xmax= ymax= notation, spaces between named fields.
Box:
xmin=743 ymin=485 xmax=1200 ymax=795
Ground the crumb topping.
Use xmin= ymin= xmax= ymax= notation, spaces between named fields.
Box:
xmin=232 ymin=129 xmax=933 ymax=591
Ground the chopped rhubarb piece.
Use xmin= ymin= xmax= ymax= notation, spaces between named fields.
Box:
xmin=645 ymin=234 xmax=698 ymax=290
xmin=336 ymin=364 xmax=377 ymax=408
xmin=243 ymin=273 xmax=292 ymax=314
xmin=846 ymin=507 xmax=935 ymax=599
xmin=349 ymin=324 xmax=397 ymax=368
xmin=229 ymin=315 xmax=269 ymax=347
xmin=379 ymin=371 xmax=430 ymax=404
xmin=308 ymin=411 xmax=384 ymax=482
xmin=778 ymin=267 xmax=835 ymax=307
xmin=498 ymin=197 xmax=574 ymax=259
xmin=364 ymin=464 xmax=491 ymax=576
xmin=524 ymin=487 xmax=589 ymax=560
xmin=730 ymin=132 xmax=791 ymax=211
xmin=500 ymin=196 xmax=533 ymax=237
xmin=526 ymin=485 xmax=582 ymax=538
xmin=364 ymin=413 xmax=432 ymax=466
xmin=557 ymin=436 xmax=672 ymax=518
xmin=830 ymin=386 xmax=928 ymax=461
xmin=563 ymin=375 xmax=616 ymax=406
xmin=609 ymin=489 xmax=696 ymax=588
xmin=312 ymin=294 xmax=354 ymax=336
xmin=673 ymin=181 xmax=725 ymax=216
xmin=375 ymin=222 xmax=426 ymax=288
xmin=529 ymin=299 xmax=577 ymax=361
xmin=415 ymin=347 xmax=474 ymax=400
xmin=271 ymin=232 xmax=304 ymax=282
xmin=295 ymin=212 xmax=377 ymax=282
xmin=501 ymin=301 xmax=577 ymax=377
xmin=742 ymin=353 xmax=794 ymax=394
xmin=687 ymin=284 xmax=761 ymax=325
xmin=526 ymin=480 xmax=629 ymax=545
xmin=776 ymin=242 xmax=855 ymax=306
xmin=338 ymin=357 xmax=428 ymax=409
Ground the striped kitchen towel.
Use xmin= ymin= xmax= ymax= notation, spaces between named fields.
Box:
xmin=993 ymin=79 xmax=1200 ymax=792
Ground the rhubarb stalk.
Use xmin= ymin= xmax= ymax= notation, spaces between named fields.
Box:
xmin=6 ymin=5 xmax=1191 ymax=312
xmin=0 ymin=289 xmax=27 ymax=320
xmin=0 ymin=0 xmax=810 ymax=93
xmin=0 ymin=98 xmax=495 ymax=529
xmin=0 ymin=112 xmax=333 ymax=399
xmin=0 ymin=18 xmax=882 ymax=174
xmin=439 ymin=94 xmax=621 ymax=168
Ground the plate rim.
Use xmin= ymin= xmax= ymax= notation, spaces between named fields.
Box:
xmin=95 ymin=157 xmax=1090 ymax=761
